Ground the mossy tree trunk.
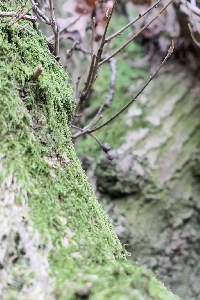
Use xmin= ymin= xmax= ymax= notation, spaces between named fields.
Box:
xmin=0 ymin=1 xmax=179 ymax=300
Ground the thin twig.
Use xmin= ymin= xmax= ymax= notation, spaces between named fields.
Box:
xmin=0 ymin=12 xmax=36 ymax=23
xmin=71 ymin=124 xmax=112 ymax=159
xmin=76 ymin=53 xmax=96 ymax=112
xmin=105 ymin=0 xmax=163 ymax=43
xmin=48 ymin=12 xmax=86 ymax=41
xmin=76 ymin=1 xmax=117 ymax=113
xmin=20 ymin=24 xmax=35 ymax=35
xmin=104 ymin=57 xmax=116 ymax=107
xmin=99 ymin=0 xmax=174 ymax=66
xmin=76 ymin=76 xmax=82 ymax=100
xmin=182 ymin=0 xmax=200 ymax=47
xmin=65 ymin=40 xmax=79 ymax=68
xmin=72 ymin=41 xmax=174 ymax=139
xmin=188 ymin=23 xmax=200 ymax=46
xmin=83 ymin=105 xmax=104 ymax=131
xmin=91 ymin=17 xmax=96 ymax=58
xmin=49 ymin=0 xmax=59 ymax=57
xmin=8 ymin=6 xmax=33 ymax=27
xmin=89 ymin=41 xmax=174 ymax=133
xmin=30 ymin=0 xmax=51 ymax=24
xmin=75 ymin=44 xmax=91 ymax=55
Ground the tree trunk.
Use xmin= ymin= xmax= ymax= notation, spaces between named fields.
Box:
xmin=0 ymin=1 xmax=179 ymax=299
xmin=95 ymin=61 xmax=200 ymax=300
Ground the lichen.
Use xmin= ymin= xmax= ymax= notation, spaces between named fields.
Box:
xmin=0 ymin=1 xmax=179 ymax=299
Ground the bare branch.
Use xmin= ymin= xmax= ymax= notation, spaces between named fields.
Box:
xmin=91 ymin=17 xmax=96 ymax=58
xmin=89 ymin=41 xmax=175 ymax=134
xmin=30 ymin=0 xmax=51 ymax=24
xmin=188 ymin=22 xmax=200 ymax=46
xmin=105 ymin=0 xmax=163 ymax=43
xmin=75 ymin=75 xmax=82 ymax=100
xmin=98 ymin=0 xmax=174 ymax=66
xmin=76 ymin=1 xmax=117 ymax=113
xmin=83 ymin=105 xmax=104 ymax=131
xmin=72 ymin=41 xmax=174 ymax=139
xmin=49 ymin=0 xmax=59 ymax=57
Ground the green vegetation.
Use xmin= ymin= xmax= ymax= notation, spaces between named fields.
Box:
xmin=0 ymin=1 xmax=179 ymax=299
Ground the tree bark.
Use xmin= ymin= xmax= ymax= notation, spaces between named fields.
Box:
xmin=96 ymin=61 xmax=200 ymax=300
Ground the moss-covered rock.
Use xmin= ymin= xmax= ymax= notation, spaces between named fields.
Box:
xmin=0 ymin=1 xmax=179 ymax=299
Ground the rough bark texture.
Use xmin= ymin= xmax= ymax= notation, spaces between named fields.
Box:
xmin=94 ymin=62 xmax=200 ymax=300
xmin=0 ymin=1 xmax=179 ymax=300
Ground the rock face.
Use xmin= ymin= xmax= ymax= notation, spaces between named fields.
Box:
xmin=0 ymin=1 xmax=180 ymax=300
xmin=95 ymin=62 xmax=200 ymax=300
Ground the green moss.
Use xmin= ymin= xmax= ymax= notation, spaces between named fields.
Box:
xmin=0 ymin=1 xmax=179 ymax=299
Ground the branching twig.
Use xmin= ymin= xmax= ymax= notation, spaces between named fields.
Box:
xmin=99 ymin=0 xmax=174 ymax=66
xmin=105 ymin=0 xmax=163 ymax=43
xmin=30 ymin=0 xmax=51 ymax=24
xmin=83 ymin=105 xmax=104 ymax=131
xmin=72 ymin=41 xmax=174 ymax=139
xmin=75 ymin=0 xmax=174 ymax=113
xmin=75 ymin=0 xmax=117 ymax=113
xmin=8 ymin=6 xmax=33 ymax=27
xmin=89 ymin=41 xmax=174 ymax=134
xmin=71 ymin=125 xmax=113 ymax=160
